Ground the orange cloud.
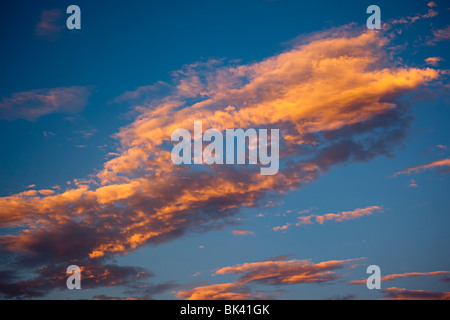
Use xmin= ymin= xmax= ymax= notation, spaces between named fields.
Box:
xmin=391 ymin=7 xmax=439 ymax=25
xmin=176 ymin=257 xmax=362 ymax=299
xmin=0 ymin=86 xmax=91 ymax=121
xmin=382 ymin=271 xmax=450 ymax=282
xmin=425 ymin=57 xmax=443 ymax=66
xmin=272 ymin=223 xmax=291 ymax=232
xmin=176 ymin=282 xmax=266 ymax=300
xmin=351 ymin=270 xmax=450 ymax=284
xmin=394 ymin=158 xmax=450 ymax=176
xmin=232 ymin=230 xmax=255 ymax=236
xmin=432 ymin=25 xmax=450 ymax=42
xmin=296 ymin=206 xmax=383 ymax=226
xmin=382 ymin=287 xmax=450 ymax=300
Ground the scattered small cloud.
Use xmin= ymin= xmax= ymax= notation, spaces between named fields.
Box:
xmin=382 ymin=287 xmax=450 ymax=300
xmin=0 ymin=24 xmax=442 ymax=298
xmin=0 ymin=87 xmax=91 ymax=122
xmin=35 ymin=9 xmax=64 ymax=39
xmin=74 ymin=128 xmax=98 ymax=139
xmin=43 ymin=131 xmax=56 ymax=138
xmin=351 ymin=270 xmax=450 ymax=285
xmin=273 ymin=223 xmax=291 ymax=232
xmin=38 ymin=189 xmax=55 ymax=196
xmin=394 ymin=158 xmax=450 ymax=176
xmin=176 ymin=282 xmax=266 ymax=300
xmin=408 ymin=179 xmax=418 ymax=188
xmin=176 ymin=257 xmax=362 ymax=300
xmin=232 ymin=230 xmax=255 ymax=236
xmin=431 ymin=25 xmax=450 ymax=42
xmin=425 ymin=57 xmax=444 ymax=66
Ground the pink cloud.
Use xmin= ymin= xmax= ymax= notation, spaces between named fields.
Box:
xmin=0 ymin=86 xmax=91 ymax=121
xmin=0 ymin=25 xmax=441 ymax=298
xmin=432 ymin=26 xmax=450 ymax=42
xmin=425 ymin=57 xmax=444 ymax=66
xmin=176 ymin=257 xmax=362 ymax=299
xmin=35 ymin=9 xmax=64 ymax=39
xmin=351 ymin=270 xmax=450 ymax=284
xmin=296 ymin=206 xmax=383 ymax=226
xmin=232 ymin=230 xmax=255 ymax=236
xmin=394 ymin=158 xmax=450 ymax=176
xmin=272 ymin=223 xmax=291 ymax=232
xmin=382 ymin=287 xmax=450 ymax=300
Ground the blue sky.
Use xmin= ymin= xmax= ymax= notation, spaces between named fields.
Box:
xmin=0 ymin=0 xmax=449 ymax=300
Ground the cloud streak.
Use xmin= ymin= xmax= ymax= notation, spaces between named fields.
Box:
xmin=382 ymin=287 xmax=450 ymax=300
xmin=176 ymin=258 xmax=361 ymax=300
xmin=35 ymin=9 xmax=64 ymax=39
xmin=296 ymin=206 xmax=383 ymax=226
xmin=0 ymin=86 xmax=91 ymax=121
xmin=394 ymin=158 xmax=450 ymax=176
xmin=232 ymin=230 xmax=255 ymax=236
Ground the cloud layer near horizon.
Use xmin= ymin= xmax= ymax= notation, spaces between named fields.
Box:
xmin=0 ymin=26 xmax=440 ymax=298
xmin=382 ymin=287 xmax=450 ymax=300
xmin=176 ymin=258 xmax=361 ymax=300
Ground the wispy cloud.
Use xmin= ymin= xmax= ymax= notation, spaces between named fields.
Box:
xmin=273 ymin=223 xmax=291 ymax=232
xmin=176 ymin=258 xmax=361 ymax=300
xmin=0 ymin=86 xmax=91 ymax=121
xmin=215 ymin=258 xmax=360 ymax=285
xmin=35 ymin=9 xmax=64 ymax=39
xmin=432 ymin=25 xmax=450 ymax=42
xmin=351 ymin=270 xmax=450 ymax=285
xmin=425 ymin=57 xmax=444 ymax=66
xmin=74 ymin=128 xmax=98 ymax=139
xmin=296 ymin=206 xmax=383 ymax=226
xmin=232 ymin=230 xmax=255 ymax=236
xmin=391 ymin=7 xmax=439 ymax=25
xmin=394 ymin=158 xmax=450 ymax=176
xmin=176 ymin=282 xmax=267 ymax=300
xmin=382 ymin=287 xmax=450 ymax=300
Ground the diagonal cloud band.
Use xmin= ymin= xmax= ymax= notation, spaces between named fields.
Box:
xmin=0 ymin=26 xmax=441 ymax=298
